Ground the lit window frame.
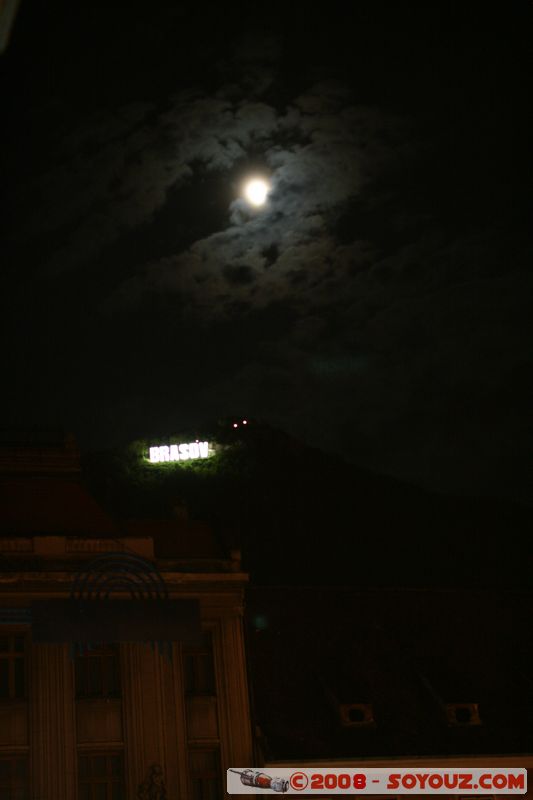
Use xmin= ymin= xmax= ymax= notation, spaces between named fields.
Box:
xmin=0 ymin=753 xmax=30 ymax=798
xmin=189 ymin=747 xmax=222 ymax=800
xmin=74 ymin=644 xmax=122 ymax=700
xmin=0 ymin=631 xmax=27 ymax=701
xmin=182 ymin=629 xmax=216 ymax=697
xmin=77 ymin=751 xmax=125 ymax=800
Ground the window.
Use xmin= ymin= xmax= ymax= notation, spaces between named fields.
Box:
xmin=75 ymin=646 xmax=121 ymax=699
xmin=78 ymin=753 xmax=124 ymax=800
xmin=339 ymin=702 xmax=375 ymax=727
xmin=189 ymin=749 xmax=222 ymax=800
xmin=445 ymin=702 xmax=482 ymax=726
xmin=0 ymin=755 xmax=29 ymax=799
xmin=183 ymin=631 xmax=215 ymax=695
xmin=0 ymin=636 xmax=26 ymax=700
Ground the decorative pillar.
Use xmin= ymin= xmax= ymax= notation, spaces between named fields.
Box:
xmin=30 ymin=643 xmax=76 ymax=800
xmin=217 ymin=615 xmax=254 ymax=768
xmin=121 ymin=643 xmax=146 ymax=795
xmin=122 ymin=642 xmax=186 ymax=798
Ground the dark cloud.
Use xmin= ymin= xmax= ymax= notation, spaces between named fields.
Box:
xmin=1 ymin=2 xmax=531 ymax=504
xmin=223 ymin=265 xmax=256 ymax=286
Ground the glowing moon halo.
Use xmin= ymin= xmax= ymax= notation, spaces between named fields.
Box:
xmin=243 ymin=178 xmax=269 ymax=207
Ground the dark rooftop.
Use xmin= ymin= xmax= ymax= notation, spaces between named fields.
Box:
xmin=246 ymin=587 xmax=533 ymax=761
xmin=0 ymin=440 xmax=223 ymax=562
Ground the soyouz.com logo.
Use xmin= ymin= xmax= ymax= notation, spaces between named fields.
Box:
xmin=227 ymin=767 xmax=528 ymax=794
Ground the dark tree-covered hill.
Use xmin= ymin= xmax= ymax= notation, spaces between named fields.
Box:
xmin=82 ymin=420 xmax=531 ymax=588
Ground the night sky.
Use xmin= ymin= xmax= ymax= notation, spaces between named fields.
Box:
xmin=1 ymin=2 xmax=531 ymax=504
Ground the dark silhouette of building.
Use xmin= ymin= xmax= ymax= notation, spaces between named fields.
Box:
xmin=245 ymin=587 xmax=532 ymax=796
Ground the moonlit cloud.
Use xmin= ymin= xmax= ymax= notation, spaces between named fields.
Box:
xmin=13 ymin=58 xmax=407 ymax=303
xmin=76 ymin=83 xmax=405 ymax=321
xmin=3 ymin=19 xmax=530 ymax=504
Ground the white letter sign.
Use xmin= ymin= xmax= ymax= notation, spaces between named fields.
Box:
xmin=148 ymin=442 xmax=211 ymax=463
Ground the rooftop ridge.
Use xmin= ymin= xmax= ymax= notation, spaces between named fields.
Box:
xmin=0 ymin=438 xmax=81 ymax=474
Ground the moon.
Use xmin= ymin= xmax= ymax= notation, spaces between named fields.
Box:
xmin=243 ymin=177 xmax=270 ymax=207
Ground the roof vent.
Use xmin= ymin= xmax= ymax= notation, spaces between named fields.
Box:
xmin=172 ymin=500 xmax=189 ymax=521
xmin=445 ymin=702 xmax=481 ymax=726
xmin=339 ymin=703 xmax=375 ymax=727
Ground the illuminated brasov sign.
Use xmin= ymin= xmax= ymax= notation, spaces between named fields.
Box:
xmin=149 ymin=442 xmax=210 ymax=463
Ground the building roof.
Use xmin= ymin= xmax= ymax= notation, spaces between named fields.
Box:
xmin=245 ymin=587 xmax=533 ymax=761
xmin=0 ymin=440 xmax=227 ymax=564
xmin=0 ymin=477 xmax=119 ymax=536
xmin=124 ymin=519 xmax=223 ymax=559
xmin=0 ymin=436 xmax=117 ymax=536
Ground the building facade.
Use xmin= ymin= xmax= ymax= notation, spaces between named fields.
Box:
xmin=0 ymin=437 xmax=253 ymax=798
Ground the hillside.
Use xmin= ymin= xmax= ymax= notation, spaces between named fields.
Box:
xmin=81 ymin=420 xmax=532 ymax=588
